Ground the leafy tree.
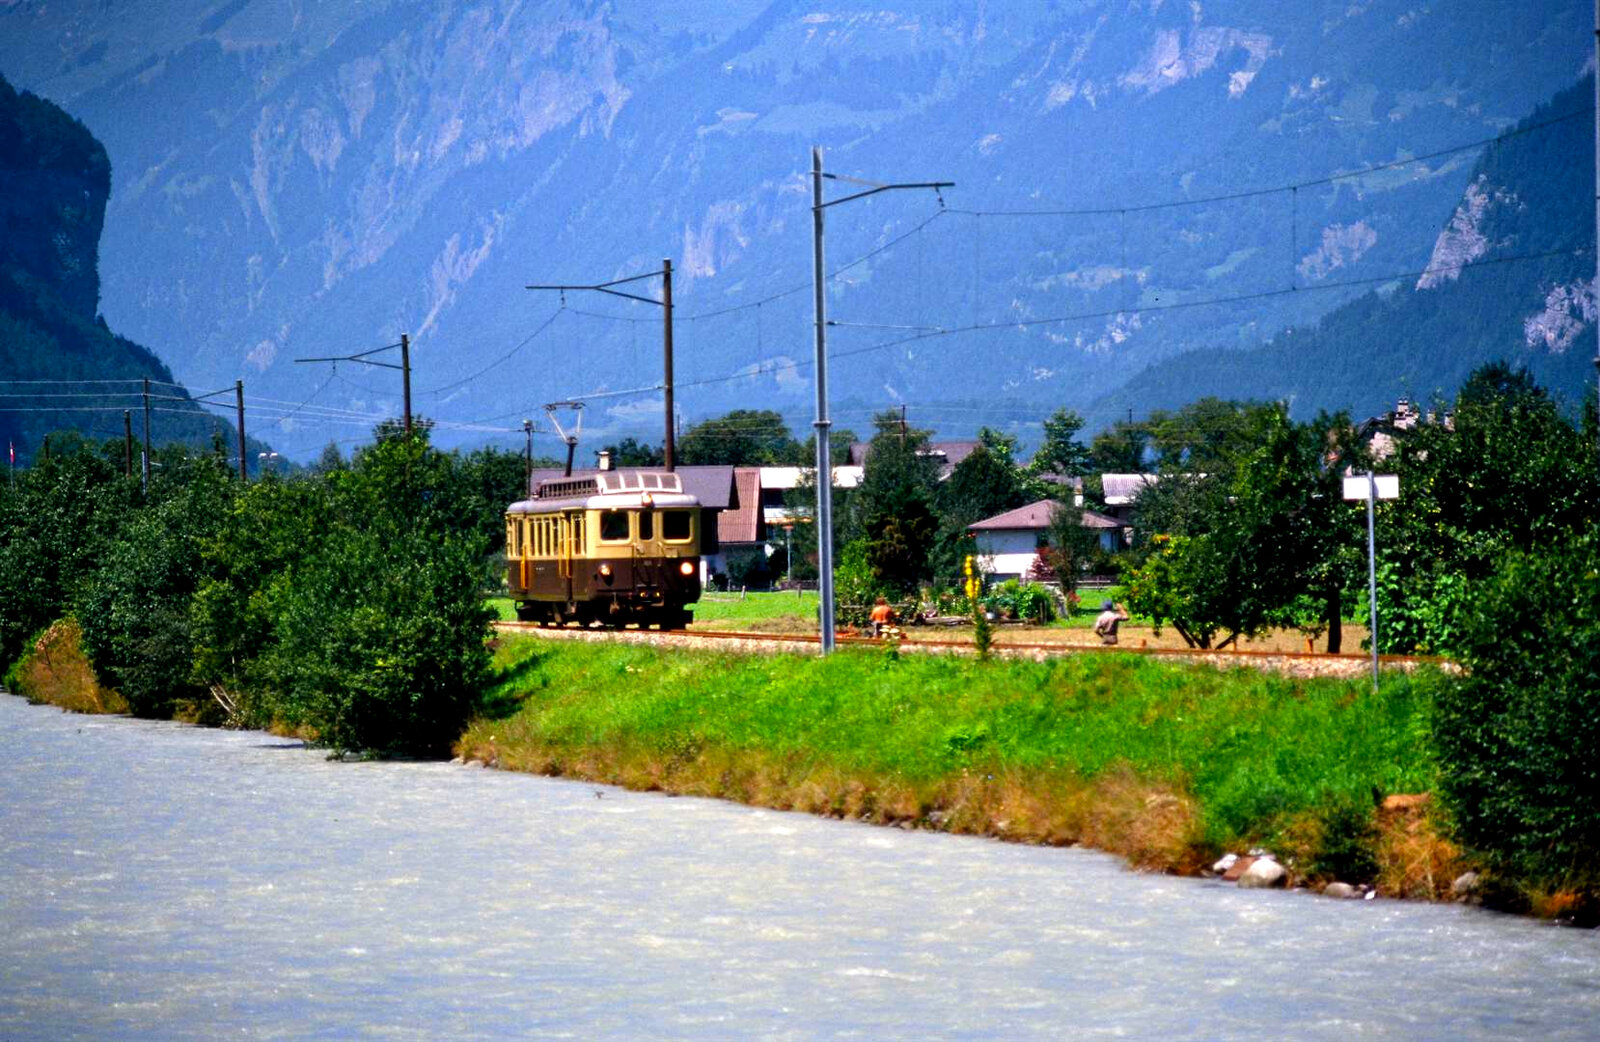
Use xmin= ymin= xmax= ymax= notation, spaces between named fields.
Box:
xmin=933 ymin=440 xmax=1030 ymax=581
xmin=75 ymin=456 xmax=235 ymax=716
xmin=1376 ymin=362 xmax=1598 ymax=653
xmin=1123 ymin=405 xmax=1361 ymax=649
xmin=676 ymin=409 xmax=801 ymax=466
xmin=1029 ymin=408 xmax=1092 ymax=477
xmin=1434 ymin=533 xmax=1600 ymax=896
xmin=0 ymin=444 xmax=134 ymax=672
xmin=601 ymin=436 xmax=663 ymax=467
xmin=1088 ymin=418 xmax=1149 ymax=473
xmin=846 ymin=410 xmax=942 ymax=592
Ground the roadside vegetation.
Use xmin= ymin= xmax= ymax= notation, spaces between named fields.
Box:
xmin=0 ymin=427 xmax=523 ymax=754
xmin=460 ymin=636 xmax=1447 ymax=891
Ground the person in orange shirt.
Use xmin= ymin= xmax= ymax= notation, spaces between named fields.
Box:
xmin=870 ymin=596 xmax=895 ymax=638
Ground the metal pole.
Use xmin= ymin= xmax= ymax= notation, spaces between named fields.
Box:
xmin=523 ymin=419 xmax=533 ymax=496
xmin=1593 ymin=0 xmax=1599 ymax=482
xmin=123 ymin=409 xmax=133 ymax=477
xmin=141 ymin=377 xmax=151 ymax=491
xmin=400 ymin=333 xmax=412 ymax=435
xmin=1366 ymin=470 xmax=1379 ymax=692
xmin=812 ymin=146 xmax=836 ymax=654
xmin=663 ymin=258 xmax=676 ymax=473
xmin=235 ymin=380 xmax=247 ymax=482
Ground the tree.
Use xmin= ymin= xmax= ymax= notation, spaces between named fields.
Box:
xmin=846 ymin=410 xmax=942 ymax=592
xmin=601 ymin=436 xmax=663 ymax=467
xmin=933 ymin=440 xmax=1030 ymax=581
xmin=75 ymin=456 xmax=235 ymax=716
xmin=1122 ymin=405 xmax=1361 ymax=649
xmin=1434 ymin=533 xmax=1600 ymax=898
xmin=676 ymin=409 xmax=801 ymax=466
xmin=1029 ymin=408 xmax=1092 ymax=477
xmin=1088 ymin=418 xmax=1150 ymax=473
xmin=1376 ymin=362 xmax=1597 ymax=653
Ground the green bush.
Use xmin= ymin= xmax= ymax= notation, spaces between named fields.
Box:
xmin=983 ymin=580 xmax=1056 ymax=623
xmin=1433 ymin=536 xmax=1600 ymax=891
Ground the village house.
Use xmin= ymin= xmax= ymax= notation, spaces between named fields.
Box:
xmin=967 ymin=500 xmax=1127 ymax=582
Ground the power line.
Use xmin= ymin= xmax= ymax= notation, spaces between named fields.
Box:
xmin=945 ymin=107 xmax=1593 ymax=219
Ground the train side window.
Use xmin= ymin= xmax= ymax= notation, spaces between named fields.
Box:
xmin=598 ymin=510 xmax=629 ymax=542
xmin=506 ymin=520 xmax=516 ymax=557
xmin=637 ymin=510 xmax=653 ymax=541
xmin=571 ymin=514 xmax=586 ymax=554
xmin=661 ymin=510 xmax=692 ymax=542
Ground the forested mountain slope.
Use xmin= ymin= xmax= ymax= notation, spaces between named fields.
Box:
xmin=1 ymin=73 xmax=251 ymax=465
xmin=1091 ymin=78 xmax=1598 ymax=424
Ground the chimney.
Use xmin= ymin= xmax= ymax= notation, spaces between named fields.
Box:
xmin=597 ymin=449 xmax=613 ymax=471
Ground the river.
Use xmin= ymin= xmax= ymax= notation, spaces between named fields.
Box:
xmin=0 ymin=693 xmax=1595 ymax=1040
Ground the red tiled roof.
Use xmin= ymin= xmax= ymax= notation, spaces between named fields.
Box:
xmin=968 ymin=500 xmax=1124 ymax=532
xmin=717 ymin=467 xmax=763 ymax=544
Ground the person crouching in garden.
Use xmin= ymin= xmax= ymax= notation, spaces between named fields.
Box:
xmin=1093 ymin=600 xmax=1129 ymax=645
xmin=870 ymin=596 xmax=896 ymax=638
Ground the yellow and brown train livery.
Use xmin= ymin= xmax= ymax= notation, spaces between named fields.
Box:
xmin=505 ymin=470 xmax=701 ymax=629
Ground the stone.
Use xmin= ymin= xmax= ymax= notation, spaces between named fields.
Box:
xmin=1212 ymin=853 xmax=1239 ymax=875
xmin=1221 ymin=855 xmax=1257 ymax=882
xmin=1323 ymin=882 xmax=1358 ymax=899
xmin=1452 ymin=871 xmax=1481 ymax=897
xmin=1237 ymin=858 xmax=1288 ymax=889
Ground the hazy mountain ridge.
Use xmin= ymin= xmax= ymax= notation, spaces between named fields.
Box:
xmin=0 ymin=72 xmax=235 ymax=463
xmin=0 ymin=1 xmax=1589 ymax=457
xmin=1089 ymin=77 xmax=1599 ymax=425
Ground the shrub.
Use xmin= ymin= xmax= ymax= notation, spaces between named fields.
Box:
xmin=1433 ymin=535 xmax=1600 ymax=891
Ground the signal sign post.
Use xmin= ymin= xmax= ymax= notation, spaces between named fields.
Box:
xmin=1343 ymin=472 xmax=1399 ymax=691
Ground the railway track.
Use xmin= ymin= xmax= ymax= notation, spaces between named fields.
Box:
xmin=492 ymin=620 xmax=1443 ymax=679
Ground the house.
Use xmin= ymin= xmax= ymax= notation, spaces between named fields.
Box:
xmin=1098 ymin=473 xmax=1161 ymax=526
xmin=967 ymin=500 xmax=1126 ymax=581
xmin=1355 ymin=397 xmax=1451 ymax=461
xmin=846 ymin=438 xmax=981 ymax=479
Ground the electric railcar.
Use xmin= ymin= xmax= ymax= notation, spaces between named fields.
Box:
xmin=505 ymin=469 xmax=701 ymax=629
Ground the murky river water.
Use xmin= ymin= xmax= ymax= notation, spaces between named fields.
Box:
xmin=1 ymin=693 xmax=1595 ymax=1040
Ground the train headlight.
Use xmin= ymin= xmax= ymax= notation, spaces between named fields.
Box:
xmin=641 ymin=492 xmax=653 ymax=507
xmin=598 ymin=563 xmax=612 ymax=578
xmin=679 ymin=561 xmax=695 ymax=576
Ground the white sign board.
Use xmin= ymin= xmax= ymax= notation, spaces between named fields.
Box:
xmin=1343 ymin=474 xmax=1399 ymax=501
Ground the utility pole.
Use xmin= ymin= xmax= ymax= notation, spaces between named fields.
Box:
xmin=810 ymin=146 xmax=952 ymax=654
xmin=662 ymin=259 xmax=675 ymax=471
xmin=142 ymin=377 xmax=151 ymax=491
xmin=527 ymin=261 xmax=677 ymax=472
xmin=235 ymin=380 xmax=247 ymax=481
xmin=123 ymin=410 xmax=133 ymax=478
xmin=295 ymin=336 xmax=413 ymax=436
xmin=1593 ymin=0 xmax=1599 ymax=487
xmin=523 ymin=418 xmax=534 ymax=496
xmin=400 ymin=333 xmax=412 ymax=435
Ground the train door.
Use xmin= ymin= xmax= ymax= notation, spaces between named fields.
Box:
xmin=558 ymin=510 xmax=586 ymax=604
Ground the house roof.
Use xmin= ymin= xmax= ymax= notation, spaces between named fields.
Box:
xmin=1101 ymin=473 xmax=1160 ymax=506
xmin=717 ymin=467 xmax=763 ymax=544
xmin=968 ymin=500 xmax=1124 ymax=532
xmin=757 ymin=465 xmax=865 ymax=490
xmin=528 ymin=465 xmax=736 ymax=509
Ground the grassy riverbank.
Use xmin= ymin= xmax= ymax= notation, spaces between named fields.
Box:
xmin=459 ymin=634 xmax=1454 ymax=894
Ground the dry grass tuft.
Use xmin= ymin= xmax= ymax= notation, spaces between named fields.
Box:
xmin=1374 ymin=794 xmax=1462 ymax=899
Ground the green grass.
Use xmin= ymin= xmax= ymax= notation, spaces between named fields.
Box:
xmin=462 ymin=636 xmax=1440 ymax=859
xmin=688 ymin=590 xmax=819 ymax=626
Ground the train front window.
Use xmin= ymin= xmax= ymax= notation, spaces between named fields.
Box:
xmin=598 ymin=510 xmax=629 ymax=543
xmin=661 ymin=510 xmax=692 ymax=542
xmin=637 ymin=511 xmax=653 ymax=540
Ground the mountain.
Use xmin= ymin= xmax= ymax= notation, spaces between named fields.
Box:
xmin=0 ymin=1 xmax=1591 ymax=458
xmin=1091 ymin=77 xmax=1598 ymax=425
xmin=0 ymin=73 xmax=250 ymax=466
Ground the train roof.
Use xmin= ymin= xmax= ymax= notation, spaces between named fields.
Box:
xmin=508 ymin=468 xmax=700 ymax=514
